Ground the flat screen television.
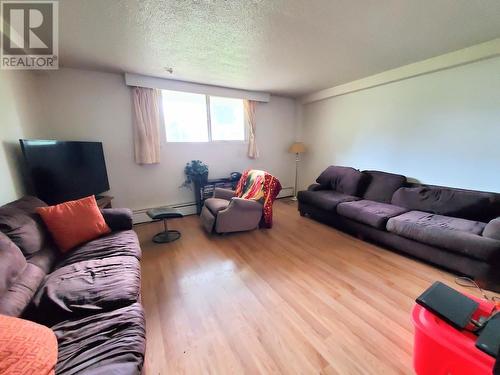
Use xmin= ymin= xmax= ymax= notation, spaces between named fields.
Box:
xmin=20 ymin=139 xmax=110 ymax=204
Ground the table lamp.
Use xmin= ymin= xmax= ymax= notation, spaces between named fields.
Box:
xmin=288 ymin=142 xmax=306 ymax=200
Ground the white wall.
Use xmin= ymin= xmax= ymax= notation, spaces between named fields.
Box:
xmin=30 ymin=68 xmax=297 ymax=211
xmin=300 ymin=56 xmax=500 ymax=193
xmin=0 ymin=71 xmax=42 ymax=205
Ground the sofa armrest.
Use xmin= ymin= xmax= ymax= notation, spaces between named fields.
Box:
xmin=225 ymin=197 xmax=263 ymax=211
xmin=214 ymin=188 xmax=235 ymax=201
xmin=483 ymin=217 xmax=500 ymax=241
xmin=101 ymin=208 xmax=133 ymax=231
xmin=308 ymin=183 xmax=325 ymax=191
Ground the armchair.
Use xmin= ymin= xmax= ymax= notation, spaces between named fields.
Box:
xmin=200 ymin=188 xmax=263 ymax=234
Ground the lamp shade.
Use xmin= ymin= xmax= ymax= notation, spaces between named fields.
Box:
xmin=288 ymin=142 xmax=306 ymax=154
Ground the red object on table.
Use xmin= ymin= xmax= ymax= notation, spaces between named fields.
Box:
xmin=412 ymin=293 xmax=496 ymax=375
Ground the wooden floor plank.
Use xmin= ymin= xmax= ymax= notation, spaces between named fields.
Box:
xmin=137 ymin=200 xmax=495 ymax=375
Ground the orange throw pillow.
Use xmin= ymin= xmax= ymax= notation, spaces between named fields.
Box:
xmin=0 ymin=314 xmax=58 ymax=375
xmin=37 ymin=195 xmax=111 ymax=252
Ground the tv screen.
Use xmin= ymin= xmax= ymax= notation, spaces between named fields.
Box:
xmin=20 ymin=139 xmax=110 ymax=204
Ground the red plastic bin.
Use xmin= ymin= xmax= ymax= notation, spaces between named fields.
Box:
xmin=412 ymin=293 xmax=496 ymax=375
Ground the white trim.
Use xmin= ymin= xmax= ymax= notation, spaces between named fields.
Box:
xmin=131 ymin=186 xmax=295 ymax=223
xmin=205 ymin=95 xmax=212 ymax=141
xmin=125 ymin=73 xmax=270 ymax=102
xmin=301 ymin=38 xmax=500 ymax=104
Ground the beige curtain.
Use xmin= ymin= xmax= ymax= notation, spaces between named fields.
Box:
xmin=245 ymin=100 xmax=258 ymax=159
xmin=132 ymin=87 xmax=161 ymax=164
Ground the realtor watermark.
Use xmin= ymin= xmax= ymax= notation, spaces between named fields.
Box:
xmin=1 ymin=0 xmax=58 ymax=69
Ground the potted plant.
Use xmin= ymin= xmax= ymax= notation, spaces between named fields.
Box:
xmin=182 ymin=160 xmax=209 ymax=214
xmin=182 ymin=160 xmax=209 ymax=188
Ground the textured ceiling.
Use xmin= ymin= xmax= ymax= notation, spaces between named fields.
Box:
xmin=58 ymin=0 xmax=500 ymax=97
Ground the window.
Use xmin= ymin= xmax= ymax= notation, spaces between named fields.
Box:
xmin=161 ymin=90 xmax=246 ymax=142
xmin=209 ymin=96 xmax=245 ymax=141
xmin=162 ymin=90 xmax=209 ymax=142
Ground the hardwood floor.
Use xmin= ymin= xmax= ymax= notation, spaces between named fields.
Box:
xmin=136 ymin=200 xmax=492 ymax=375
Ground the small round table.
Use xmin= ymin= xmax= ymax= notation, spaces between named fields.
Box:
xmin=146 ymin=207 xmax=183 ymax=243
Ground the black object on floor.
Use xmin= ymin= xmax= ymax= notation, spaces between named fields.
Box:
xmin=146 ymin=207 xmax=183 ymax=243
xmin=416 ymin=281 xmax=479 ymax=330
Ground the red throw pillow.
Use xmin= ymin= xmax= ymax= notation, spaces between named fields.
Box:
xmin=37 ymin=196 xmax=111 ymax=252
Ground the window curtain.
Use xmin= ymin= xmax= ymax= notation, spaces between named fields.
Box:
xmin=132 ymin=87 xmax=161 ymax=164
xmin=245 ymin=100 xmax=258 ymax=159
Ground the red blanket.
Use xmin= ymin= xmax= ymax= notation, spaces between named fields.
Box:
xmin=235 ymin=170 xmax=282 ymax=228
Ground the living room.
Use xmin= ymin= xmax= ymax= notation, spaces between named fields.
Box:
xmin=1 ymin=1 xmax=500 ymax=374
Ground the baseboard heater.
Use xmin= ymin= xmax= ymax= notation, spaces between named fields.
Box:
xmin=132 ymin=186 xmax=294 ymax=224
xmin=132 ymin=202 xmax=197 ymax=224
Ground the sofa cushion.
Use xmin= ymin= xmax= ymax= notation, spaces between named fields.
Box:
xmin=25 ymin=243 xmax=58 ymax=274
xmin=387 ymin=211 xmax=485 ymax=235
xmin=0 ymin=196 xmax=48 ymax=255
xmin=391 ymin=186 xmax=498 ymax=222
xmin=52 ymin=302 xmax=145 ymax=375
xmin=0 ymin=232 xmax=27 ymax=297
xmin=298 ymin=190 xmax=359 ymax=211
xmin=0 ymin=263 xmax=45 ymax=317
xmin=0 ymin=206 xmax=46 ymax=255
xmin=3 ymin=196 xmax=48 ymax=213
xmin=362 ymin=171 xmax=406 ymax=203
xmin=55 ymin=230 xmax=141 ymax=269
xmin=483 ymin=218 xmax=500 ymax=241
xmin=316 ymin=166 xmax=366 ymax=196
xmin=32 ymin=256 xmax=141 ymax=325
xmin=386 ymin=211 xmax=499 ymax=262
xmin=204 ymin=198 xmax=230 ymax=216
xmin=337 ymin=200 xmax=409 ymax=229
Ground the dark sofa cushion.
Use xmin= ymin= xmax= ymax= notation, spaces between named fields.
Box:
xmin=387 ymin=211 xmax=485 ymax=235
xmin=316 ymin=166 xmax=366 ymax=196
xmin=298 ymin=190 xmax=359 ymax=211
xmin=0 ymin=232 xmax=27 ymax=296
xmin=0 ymin=206 xmax=46 ymax=255
xmin=55 ymin=230 xmax=141 ymax=269
xmin=362 ymin=171 xmax=406 ymax=203
xmin=52 ymin=302 xmax=146 ymax=375
xmin=337 ymin=200 xmax=408 ymax=229
xmin=32 ymin=256 xmax=141 ymax=325
xmin=386 ymin=211 xmax=500 ymax=262
xmin=3 ymin=196 xmax=48 ymax=213
xmin=0 ymin=263 xmax=45 ymax=317
xmin=101 ymin=208 xmax=133 ymax=231
xmin=391 ymin=186 xmax=498 ymax=222
xmin=0 ymin=196 xmax=48 ymax=255
xmin=25 ymin=243 xmax=58 ymax=274
xmin=483 ymin=218 xmax=500 ymax=241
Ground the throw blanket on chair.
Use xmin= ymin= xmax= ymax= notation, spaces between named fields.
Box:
xmin=235 ymin=169 xmax=282 ymax=228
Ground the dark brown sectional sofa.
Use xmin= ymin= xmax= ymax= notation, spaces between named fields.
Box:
xmin=298 ymin=166 xmax=500 ymax=292
xmin=0 ymin=196 xmax=145 ymax=374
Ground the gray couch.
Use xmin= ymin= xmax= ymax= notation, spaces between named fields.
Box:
xmin=298 ymin=166 xmax=500 ymax=292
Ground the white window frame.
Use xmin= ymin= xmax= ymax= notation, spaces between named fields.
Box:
xmin=162 ymin=90 xmax=248 ymax=144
